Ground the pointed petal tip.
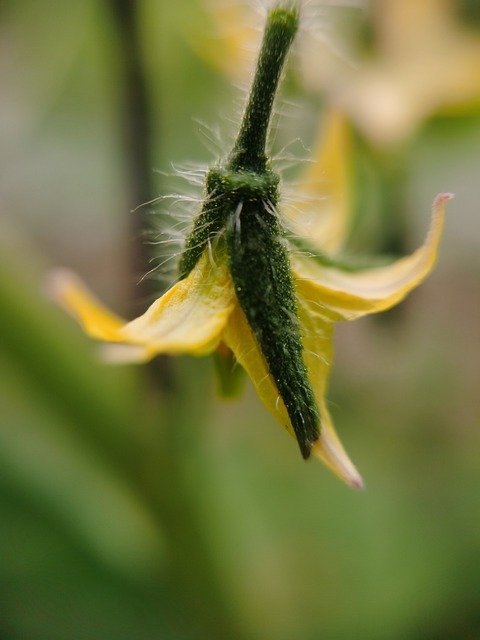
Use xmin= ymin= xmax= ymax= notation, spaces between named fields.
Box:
xmin=302 ymin=436 xmax=364 ymax=488
xmin=45 ymin=268 xmax=127 ymax=341
xmin=350 ymin=474 xmax=365 ymax=491
xmin=44 ymin=267 xmax=76 ymax=302
xmin=311 ymin=432 xmax=365 ymax=490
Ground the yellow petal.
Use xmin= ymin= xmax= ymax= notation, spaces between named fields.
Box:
xmin=222 ymin=302 xmax=292 ymax=432
xmin=297 ymin=292 xmax=363 ymax=488
xmin=48 ymin=251 xmax=236 ymax=359
xmin=224 ymin=299 xmax=362 ymax=488
xmin=283 ymin=110 xmax=352 ymax=254
xmin=119 ymin=253 xmax=235 ymax=356
xmin=312 ymin=402 xmax=364 ymax=490
xmin=47 ymin=268 xmax=127 ymax=341
xmin=293 ymin=193 xmax=452 ymax=321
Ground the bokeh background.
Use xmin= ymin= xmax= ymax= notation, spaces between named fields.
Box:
xmin=1 ymin=1 xmax=479 ymax=639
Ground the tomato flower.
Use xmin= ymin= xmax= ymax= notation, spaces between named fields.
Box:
xmin=49 ymin=5 xmax=451 ymax=487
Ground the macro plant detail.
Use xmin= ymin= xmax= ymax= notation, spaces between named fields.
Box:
xmin=49 ymin=3 xmax=451 ymax=488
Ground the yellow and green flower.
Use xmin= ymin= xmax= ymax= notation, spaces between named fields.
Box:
xmin=49 ymin=5 xmax=450 ymax=487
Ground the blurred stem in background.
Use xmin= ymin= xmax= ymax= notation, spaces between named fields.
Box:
xmin=108 ymin=0 xmax=154 ymax=304
xmin=104 ymin=1 xmax=246 ymax=637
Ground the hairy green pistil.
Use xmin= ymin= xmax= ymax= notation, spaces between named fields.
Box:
xmin=179 ymin=4 xmax=321 ymax=458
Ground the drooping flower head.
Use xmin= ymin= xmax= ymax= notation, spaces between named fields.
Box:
xmin=49 ymin=3 xmax=451 ymax=487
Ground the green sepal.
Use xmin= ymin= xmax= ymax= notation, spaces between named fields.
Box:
xmin=213 ymin=345 xmax=247 ymax=399
xmin=226 ymin=198 xmax=320 ymax=459
xmin=178 ymin=196 xmax=228 ymax=279
xmin=289 ymin=234 xmax=401 ymax=272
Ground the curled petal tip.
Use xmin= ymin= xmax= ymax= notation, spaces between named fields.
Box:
xmin=435 ymin=192 xmax=454 ymax=205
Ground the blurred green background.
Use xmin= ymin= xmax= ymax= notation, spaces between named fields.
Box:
xmin=1 ymin=1 xmax=479 ymax=639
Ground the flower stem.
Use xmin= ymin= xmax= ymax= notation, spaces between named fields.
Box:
xmin=108 ymin=0 xmax=154 ymax=296
xmin=228 ymin=5 xmax=299 ymax=174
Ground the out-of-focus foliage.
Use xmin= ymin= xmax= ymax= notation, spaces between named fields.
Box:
xmin=0 ymin=1 xmax=479 ymax=639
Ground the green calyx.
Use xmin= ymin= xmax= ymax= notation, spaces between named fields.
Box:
xmin=207 ymin=167 xmax=279 ymax=204
xmin=179 ymin=4 xmax=321 ymax=458
xmin=178 ymin=167 xmax=279 ymax=278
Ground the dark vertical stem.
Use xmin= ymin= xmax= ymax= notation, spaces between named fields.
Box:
xmin=104 ymin=5 xmax=247 ymax=637
xmin=108 ymin=0 xmax=154 ymax=305
xmin=108 ymin=0 xmax=175 ymax=387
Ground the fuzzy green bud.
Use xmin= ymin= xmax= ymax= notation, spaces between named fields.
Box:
xmin=180 ymin=4 xmax=320 ymax=458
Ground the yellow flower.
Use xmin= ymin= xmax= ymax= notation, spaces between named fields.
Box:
xmin=302 ymin=0 xmax=480 ymax=145
xmin=48 ymin=6 xmax=451 ymax=487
